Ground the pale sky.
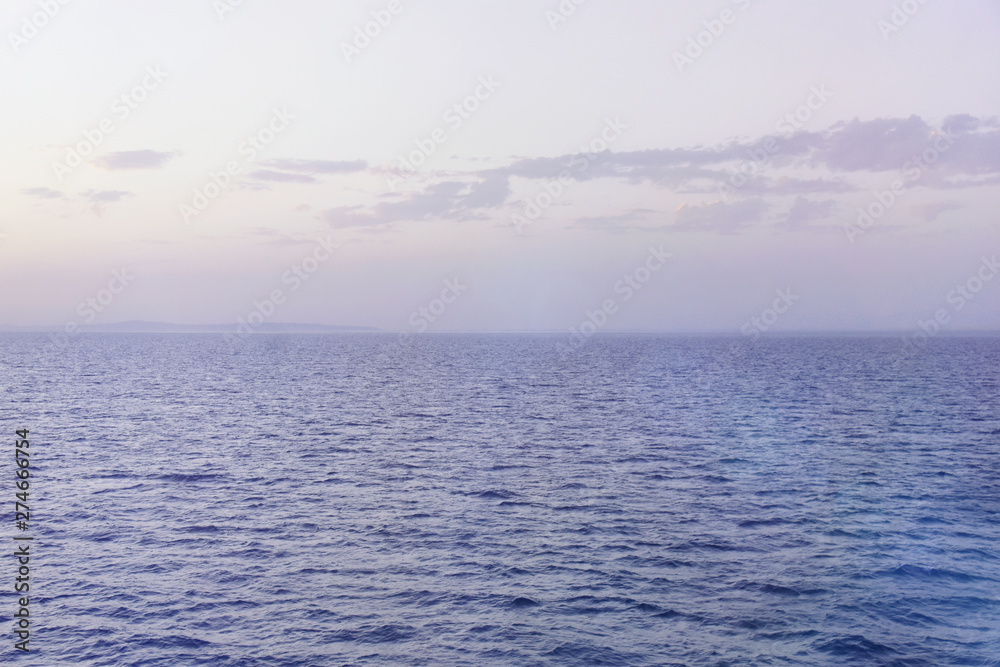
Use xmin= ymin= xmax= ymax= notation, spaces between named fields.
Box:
xmin=3 ymin=0 xmax=999 ymax=333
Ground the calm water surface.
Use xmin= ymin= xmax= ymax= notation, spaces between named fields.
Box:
xmin=1 ymin=334 xmax=998 ymax=666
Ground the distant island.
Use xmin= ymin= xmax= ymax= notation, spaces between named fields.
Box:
xmin=0 ymin=321 xmax=380 ymax=333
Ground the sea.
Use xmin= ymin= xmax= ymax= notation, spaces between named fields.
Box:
xmin=1 ymin=333 xmax=998 ymax=666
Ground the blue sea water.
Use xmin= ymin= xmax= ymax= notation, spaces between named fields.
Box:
xmin=1 ymin=333 xmax=999 ymax=666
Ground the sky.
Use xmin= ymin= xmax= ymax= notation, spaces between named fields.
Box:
xmin=3 ymin=0 xmax=999 ymax=334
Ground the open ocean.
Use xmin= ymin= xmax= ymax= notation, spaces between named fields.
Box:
xmin=1 ymin=333 xmax=998 ymax=666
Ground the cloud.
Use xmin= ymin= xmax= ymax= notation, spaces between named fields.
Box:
xmin=251 ymin=170 xmax=317 ymax=183
xmin=20 ymin=188 xmax=133 ymax=215
xmin=911 ymin=200 xmax=964 ymax=222
xmin=247 ymin=159 xmax=368 ymax=188
xmin=82 ymin=189 xmax=132 ymax=203
xmin=81 ymin=189 xmax=133 ymax=216
xmin=672 ymin=199 xmax=768 ymax=233
xmin=321 ymin=174 xmax=510 ymax=228
xmin=310 ymin=115 xmax=991 ymax=235
xmin=21 ymin=187 xmax=63 ymax=199
xmin=454 ymin=171 xmax=511 ymax=209
xmin=483 ymin=115 xmax=1000 ymax=194
xmin=736 ymin=176 xmax=856 ymax=197
xmin=811 ymin=115 xmax=939 ymax=172
xmin=91 ymin=150 xmax=179 ymax=170
xmin=264 ymin=159 xmax=367 ymax=174
xmin=797 ymin=114 xmax=1000 ymax=181
xmin=941 ymin=114 xmax=982 ymax=136
xmin=492 ymin=149 xmax=732 ymax=188
xmin=777 ymin=197 xmax=836 ymax=228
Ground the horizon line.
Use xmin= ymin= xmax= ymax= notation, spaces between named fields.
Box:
xmin=1 ymin=321 xmax=999 ymax=337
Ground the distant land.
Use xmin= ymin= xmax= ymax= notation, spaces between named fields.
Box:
xmin=0 ymin=321 xmax=380 ymax=333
